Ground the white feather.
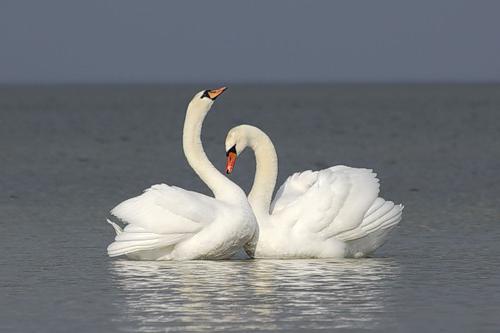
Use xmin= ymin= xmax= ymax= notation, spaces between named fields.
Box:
xmin=226 ymin=125 xmax=403 ymax=259
xmin=106 ymin=90 xmax=257 ymax=260
xmin=261 ymin=166 xmax=402 ymax=258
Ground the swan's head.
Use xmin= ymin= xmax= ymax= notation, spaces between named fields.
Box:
xmin=188 ymin=87 xmax=227 ymax=112
xmin=224 ymin=125 xmax=252 ymax=174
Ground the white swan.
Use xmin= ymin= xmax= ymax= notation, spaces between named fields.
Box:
xmin=106 ymin=88 xmax=256 ymax=260
xmin=225 ymin=125 xmax=403 ymax=259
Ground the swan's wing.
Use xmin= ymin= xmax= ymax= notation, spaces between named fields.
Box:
xmin=270 ymin=166 xmax=381 ymax=239
xmin=335 ymin=197 xmax=403 ymax=242
xmin=111 ymin=184 xmax=217 ymax=232
xmin=271 ymin=170 xmax=320 ymax=213
xmin=107 ymin=184 xmax=220 ymax=256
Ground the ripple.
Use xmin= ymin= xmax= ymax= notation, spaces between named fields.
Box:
xmin=108 ymin=259 xmax=400 ymax=332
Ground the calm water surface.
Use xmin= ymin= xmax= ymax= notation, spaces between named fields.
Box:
xmin=1 ymin=84 xmax=499 ymax=332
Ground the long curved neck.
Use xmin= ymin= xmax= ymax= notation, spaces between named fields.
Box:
xmin=183 ymin=104 xmax=240 ymax=201
xmin=247 ymin=128 xmax=278 ymax=218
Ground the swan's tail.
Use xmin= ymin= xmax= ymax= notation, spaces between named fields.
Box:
xmin=107 ymin=219 xmax=123 ymax=235
xmin=343 ymin=198 xmax=403 ymax=257
xmin=106 ymin=219 xmax=187 ymax=258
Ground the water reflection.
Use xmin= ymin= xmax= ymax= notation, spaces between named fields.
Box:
xmin=109 ymin=259 xmax=400 ymax=332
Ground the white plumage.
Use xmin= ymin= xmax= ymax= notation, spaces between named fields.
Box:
xmin=225 ymin=125 xmax=402 ymax=258
xmin=270 ymin=166 xmax=402 ymax=258
xmin=106 ymin=89 xmax=257 ymax=260
xmin=107 ymin=185 xmax=212 ymax=256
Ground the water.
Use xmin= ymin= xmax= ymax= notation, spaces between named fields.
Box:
xmin=1 ymin=84 xmax=499 ymax=332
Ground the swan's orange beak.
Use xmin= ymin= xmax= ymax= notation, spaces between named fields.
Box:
xmin=226 ymin=151 xmax=237 ymax=174
xmin=207 ymin=87 xmax=227 ymax=100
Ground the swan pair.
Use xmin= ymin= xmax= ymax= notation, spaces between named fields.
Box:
xmin=107 ymin=88 xmax=403 ymax=260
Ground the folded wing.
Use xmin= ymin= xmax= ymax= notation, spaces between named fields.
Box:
xmin=270 ymin=166 xmax=383 ymax=240
xmin=107 ymin=184 xmax=219 ymax=257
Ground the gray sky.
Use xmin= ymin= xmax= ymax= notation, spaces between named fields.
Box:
xmin=1 ymin=0 xmax=499 ymax=83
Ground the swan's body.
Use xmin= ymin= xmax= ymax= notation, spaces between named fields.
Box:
xmin=225 ymin=125 xmax=403 ymax=259
xmin=106 ymin=89 xmax=256 ymax=260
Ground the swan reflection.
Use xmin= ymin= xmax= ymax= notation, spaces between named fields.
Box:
xmin=109 ymin=259 xmax=400 ymax=332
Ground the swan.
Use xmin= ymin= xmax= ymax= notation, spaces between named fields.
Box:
xmin=106 ymin=88 xmax=256 ymax=260
xmin=225 ymin=125 xmax=403 ymax=259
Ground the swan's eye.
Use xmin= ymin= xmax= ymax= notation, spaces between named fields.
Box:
xmin=226 ymin=145 xmax=237 ymax=156
xmin=201 ymin=90 xmax=210 ymax=99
